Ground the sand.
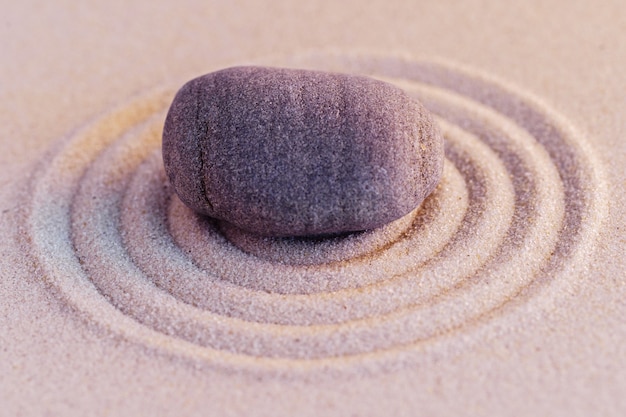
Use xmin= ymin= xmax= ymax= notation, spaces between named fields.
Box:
xmin=2 ymin=1 xmax=625 ymax=416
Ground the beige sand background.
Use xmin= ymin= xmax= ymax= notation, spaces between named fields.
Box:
xmin=1 ymin=0 xmax=625 ymax=415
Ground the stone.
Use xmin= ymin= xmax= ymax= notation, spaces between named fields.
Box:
xmin=162 ymin=66 xmax=444 ymax=237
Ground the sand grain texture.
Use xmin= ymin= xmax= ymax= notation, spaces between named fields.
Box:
xmin=2 ymin=1 xmax=625 ymax=416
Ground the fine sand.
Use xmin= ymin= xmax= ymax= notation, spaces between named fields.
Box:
xmin=2 ymin=1 xmax=625 ymax=416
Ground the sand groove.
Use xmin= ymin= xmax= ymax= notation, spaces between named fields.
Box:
xmin=27 ymin=53 xmax=606 ymax=371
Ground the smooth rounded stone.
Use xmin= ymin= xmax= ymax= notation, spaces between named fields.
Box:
xmin=162 ymin=66 xmax=444 ymax=237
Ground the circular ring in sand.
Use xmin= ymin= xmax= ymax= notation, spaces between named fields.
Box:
xmin=26 ymin=53 xmax=606 ymax=373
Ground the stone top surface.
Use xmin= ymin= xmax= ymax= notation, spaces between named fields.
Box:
xmin=163 ymin=66 xmax=444 ymax=236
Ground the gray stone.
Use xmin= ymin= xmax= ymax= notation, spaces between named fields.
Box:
xmin=162 ymin=66 xmax=444 ymax=237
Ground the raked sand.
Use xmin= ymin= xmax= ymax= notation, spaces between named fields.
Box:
xmin=1 ymin=1 xmax=625 ymax=416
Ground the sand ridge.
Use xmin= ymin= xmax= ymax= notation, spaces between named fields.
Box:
xmin=20 ymin=53 xmax=607 ymax=378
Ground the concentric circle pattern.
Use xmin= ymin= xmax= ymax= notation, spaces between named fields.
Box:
xmin=27 ymin=53 xmax=606 ymax=372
